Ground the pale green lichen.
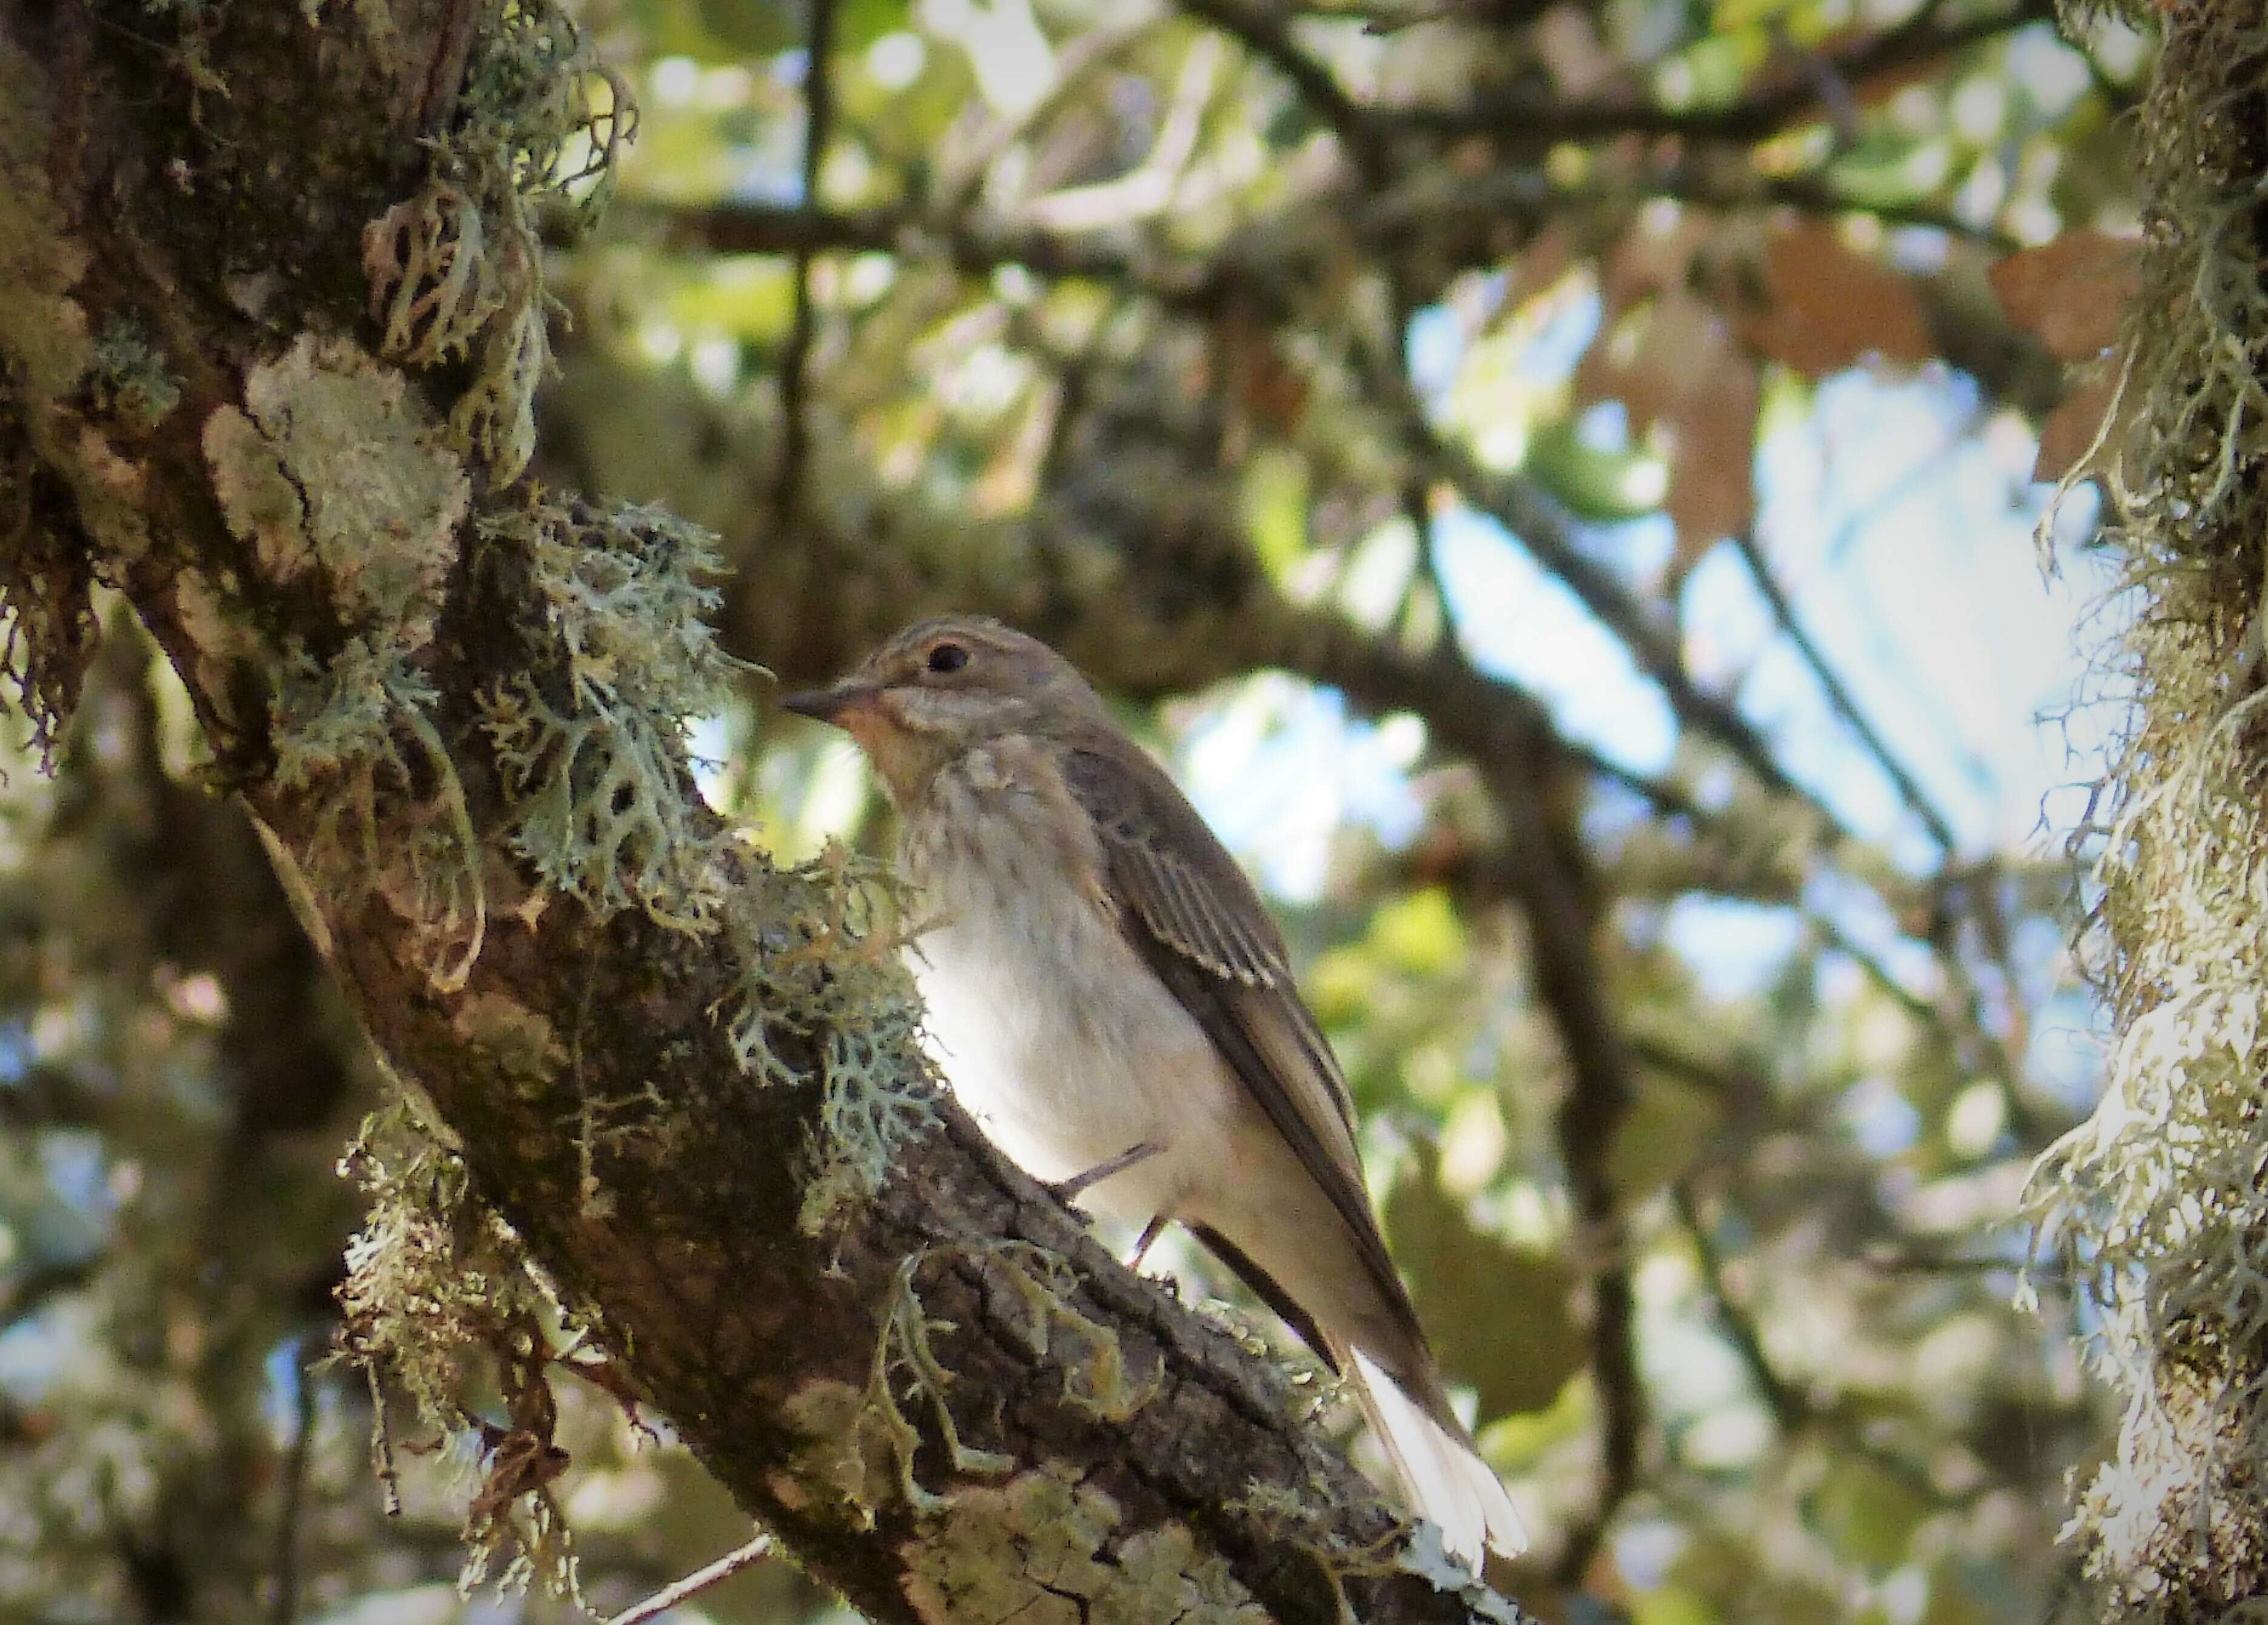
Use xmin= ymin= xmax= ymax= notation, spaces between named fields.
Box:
xmin=779 ymin=1242 xmax=1152 ymax=1544
xmin=2024 ymin=6 xmax=2268 ymax=1617
xmin=713 ymin=843 xmax=944 ymax=1231
xmin=965 ymin=1240 xmax=1157 ymax=1423
xmin=88 ymin=315 xmax=180 ymax=431
xmin=203 ymin=333 xmax=469 ymax=650
xmin=334 ymin=1095 xmax=583 ymax=1605
xmin=0 ymin=35 xmax=95 ymax=409
xmin=896 ymin=1469 xmax=1273 ymax=1625
xmin=360 ymin=0 xmax=634 ymax=483
xmin=272 ymin=633 xmax=486 ymax=991
xmin=478 ymin=496 xmax=736 ymax=930
xmin=451 ymin=991 xmax=567 ymax=1090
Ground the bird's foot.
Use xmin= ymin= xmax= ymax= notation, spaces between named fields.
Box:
xmin=1045 ymin=1139 xmax=1162 ymax=1206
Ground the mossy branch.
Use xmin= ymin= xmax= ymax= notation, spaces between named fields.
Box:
xmin=0 ymin=4 xmax=1534 ymax=1621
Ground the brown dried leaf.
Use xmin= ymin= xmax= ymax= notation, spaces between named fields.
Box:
xmin=1575 ymin=287 xmax=1760 ymax=568
xmin=1663 ymin=363 xmax=1763 ymax=575
xmin=1737 ymin=221 xmax=1934 ymax=377
xmin=1987 ymin=231 xmax=2141 ymax=363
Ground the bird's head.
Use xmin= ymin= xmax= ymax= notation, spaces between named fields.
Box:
xmin=780 ymin=616 xmax=1108 ymax=801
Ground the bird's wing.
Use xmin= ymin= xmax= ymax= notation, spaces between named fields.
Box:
xmin=1059 ymin=741 xmax=1423 ymax=1355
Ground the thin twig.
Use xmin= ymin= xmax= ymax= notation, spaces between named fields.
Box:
xmin=1174 ymin=0 xmax=1380 ymax=174
xmin=272 ymin=1335 xmax=318 ymax=1624
xmin=1675 ymin=1183 xmax=1808 ymax=1428
xmin=772 ymin=0 xmax=840 ymax=531
xmin=604 ymin=1530 xmax=776 ymax=1625
xmin=1730 ymin=529 xmax=1960 ymax=852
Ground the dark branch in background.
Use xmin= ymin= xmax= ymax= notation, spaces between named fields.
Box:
xmin=1328 ymin=627 xmax=1648 ymax=1586
xmin=771 ymin=0 xmax=838 ymax=530
xmin=1674 ymin=1182 xmax=1808 ymax=1430
xmin=1413 ymin=431 xmax=1821 ymax=817
xmin=1391 ymin=0 xmax=2059 ymax=143
xmin=1175 ymin=0 xmax=1382 ymax=174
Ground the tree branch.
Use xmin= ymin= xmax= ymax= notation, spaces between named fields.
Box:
xmin=773 ymin=0 xmax=838 ymax=531
xmin=1390 ymin=0 xmax=2059 ymax=144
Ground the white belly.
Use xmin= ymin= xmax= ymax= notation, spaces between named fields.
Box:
xmin=903 ymin=781 xmax=1233 ymax=1230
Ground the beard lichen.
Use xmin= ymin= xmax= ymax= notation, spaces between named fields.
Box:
xmin=2024 ymin=4 xmax=2268 ymax=1617
xmin=335 ymin=1094 xmax=586 ymax=1604
xmin=361 ymin=0 xmax=633 ymax=485
xmin=0 ymin=423 xmax=101 ymax=770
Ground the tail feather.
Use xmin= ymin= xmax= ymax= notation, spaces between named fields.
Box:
xmin=1349 ymin=1348 xmax=1528 ymax=1572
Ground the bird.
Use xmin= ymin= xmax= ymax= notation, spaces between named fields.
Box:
xmin=782 ymin=614 xmax=1526 ymax=1570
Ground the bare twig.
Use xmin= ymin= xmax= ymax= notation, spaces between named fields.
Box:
xmin=1675 ymin=1183 xmax=1808 ymax=1428
xmin=1175 ymin=0 xmax=1381 ymax=172
xmin=1729 ymin=530 xmax=1960 ymax=852
xmin=605 ymin=1531 xmax=776 ymax=1625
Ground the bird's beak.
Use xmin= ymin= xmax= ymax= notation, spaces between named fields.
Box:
xmin=780 ymin=679 xmax=879 ymax=726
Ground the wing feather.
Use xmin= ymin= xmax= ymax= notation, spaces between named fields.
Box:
xmin=1060 ymin=742 xmax=1419 ymax=1354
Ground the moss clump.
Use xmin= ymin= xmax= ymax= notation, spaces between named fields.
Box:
xmin=2026 ymin=5 xmax=2268 ymax=1616
xmin=478 ymin=496 xmax=736 ymax=930
xmin=335 ymin=1096 xmax=583 ymax=1603
xmin=361 ymin=0 xmax=633 ymax=484
xmin=272 ymin=634 xmax=486 ymax=991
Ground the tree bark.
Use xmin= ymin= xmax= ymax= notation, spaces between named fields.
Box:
xmin=2031 ymin=2 xmax=2268 ymax=1618
xmin=0 ymin=4 xmax=1532 ymax=1621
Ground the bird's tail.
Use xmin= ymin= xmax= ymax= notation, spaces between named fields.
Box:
xmin=1346 ymin=1347 xmax=1528 ymax=1573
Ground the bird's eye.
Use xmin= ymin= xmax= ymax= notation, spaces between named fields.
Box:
xmin=926 ymin=642 xmax=969 ymax=675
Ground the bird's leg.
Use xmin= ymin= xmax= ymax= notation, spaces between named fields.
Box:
xmin=1045 ymin=1139 xmax=1161 ymax=1205
xmin=1127 ymin=1214 xmax=1168 ymax=1272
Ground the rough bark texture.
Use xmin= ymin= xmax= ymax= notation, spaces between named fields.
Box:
xmin=0 ymin=4 xmax=1534 ymax=1621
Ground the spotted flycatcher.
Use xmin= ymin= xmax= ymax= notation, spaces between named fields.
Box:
xmin=785 ymin=616 xmax=1525 ymax=1568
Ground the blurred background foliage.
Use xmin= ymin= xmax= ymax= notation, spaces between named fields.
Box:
xmin=0 ymin=0 xmax=2153 ymax=1620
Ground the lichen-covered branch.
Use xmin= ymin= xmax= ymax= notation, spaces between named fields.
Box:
xmin=0 ymin=4 xmax=1532 ymax=1621
xmin=2027 ymin=1 xmax=2268 ymax=1617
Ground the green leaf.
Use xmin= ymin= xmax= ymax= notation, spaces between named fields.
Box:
xmin=691 ymin=0 xmax=797 ymax=54
xmin=1241 ymin=447 xmax=1310 ymax=583
xmin=1369 ymin=887 xmax=1464 ymax=977
xmin=1387 ymin=1149 xmax=1584 ymax=1422
xmin=1812 ymin=1459 xmax=1932 ymax=1571
xmin=1609 ymin=1072 xmax=1724 ymax=1202
xmin=671 ymin=258 xmax=799 ymax=342
xmin=1525 ymin=420 xmax=1668 ymax=522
